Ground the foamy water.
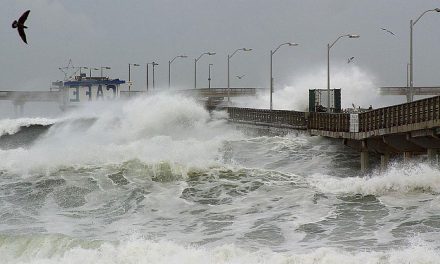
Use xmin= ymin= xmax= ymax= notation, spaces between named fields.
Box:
xmin=2 ymin=235 xmax=440 ymax=264
xmin=0 ymin=81 xmax=439 ymax=263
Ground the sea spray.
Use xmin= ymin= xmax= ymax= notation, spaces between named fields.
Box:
xmin=0 ymin=94 xmax=242 ymax=174
xmin=235 ymin=65 xmax=404 ymax=110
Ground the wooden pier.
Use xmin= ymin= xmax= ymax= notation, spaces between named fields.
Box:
xmin=225 ymin=95 xmax=440 ymax=171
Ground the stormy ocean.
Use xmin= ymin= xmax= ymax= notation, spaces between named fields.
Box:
xmin=1 ymin=93 xmax=440 ymax=264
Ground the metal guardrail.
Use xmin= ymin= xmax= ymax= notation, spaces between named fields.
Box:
xmin=358 ymin=95 xmax=440 ymax=132
xmin=226 ymin=95 xmax=440 ymax=135
xmin=226 ymin=107 xmax=308 ymax=129
xmin=0 ymin=91 xmax=63 ymax=102
xmin=179 ymin=88 xmax=266 ymax=97
xmin=308 ymin=112 xmax=350 ymax=132
xmin=380 ymin=86 xmax=440 ymax=95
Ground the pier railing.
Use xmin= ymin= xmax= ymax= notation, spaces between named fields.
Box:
xmin=226 ymin=95 xmax=440 ymax=135
xmin=180 ymin=88 xmax=266 ymax=98
xmin=226 ymin=107 xmax=308 ymax=129
xmin=358 ymin=96 xmax=440 ymax=132
xmin=308 ymin=112 xmax=350 ymax=132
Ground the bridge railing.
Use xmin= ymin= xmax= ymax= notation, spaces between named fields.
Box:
xmin=358 ymin=95 xmax=440 ymax=132
xmin=226 ymin=107 xmax=308 ymax=129
xmin=308 ymin=112 xmax=350 ymax=132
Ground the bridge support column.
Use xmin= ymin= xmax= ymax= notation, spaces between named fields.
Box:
xmin=403 ymin=152 xmax=412 ymax=163
xmin=427 ymin=149 xmax=438 ymax=165
xmin=360 ymin=140 xmax=369 ymax=173
xmin=381 ymin=153 xmax=390 ymax=171
xmin=361 ymin=151 xmax=369 ymax=173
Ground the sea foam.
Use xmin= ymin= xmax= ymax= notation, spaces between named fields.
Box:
xmin=308 ymin=162 xmax=440 ymax=196
xmin=1 ymin=235 xmax=439 ymax=264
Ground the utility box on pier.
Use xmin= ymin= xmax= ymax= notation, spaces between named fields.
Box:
xmin=350 ymin=114 xmax=359 ymax=132
xmin=309 ymin=89 xmax=341 ymax=113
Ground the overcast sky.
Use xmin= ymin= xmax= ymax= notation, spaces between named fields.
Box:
xmin=2 ymin=0 xmax=440 ymax=107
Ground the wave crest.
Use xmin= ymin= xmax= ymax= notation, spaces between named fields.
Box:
xmin=0 ymin=118 xmax=56 ymax=137
xmin=308 ymin=163 xmax=440 ymax=196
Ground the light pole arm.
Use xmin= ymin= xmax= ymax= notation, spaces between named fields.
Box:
xmin=229 ymin=48 xmax=242 ymax=59
xmin=170 ymin=56 xmax=179 ymax=64
xmin=272 ymin=43 xmax=288 ymax=55
xmin=329 ymin=34 xmax=349 ymax=49
xmin=196 ymin=53 xmax=208 ymax=62
xmin=413 ymin=9 xmax=437 ymax=25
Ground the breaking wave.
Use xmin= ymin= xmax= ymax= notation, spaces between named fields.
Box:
xmin=1 ymin=235 xmax=439 ymax=264
xmin=0 ymin=118 xmax=56 ymax=137
xmin=0 ymin=94 xmax=242 ymax=174
xmin=308 ymin=162 xmax=440 ymax=196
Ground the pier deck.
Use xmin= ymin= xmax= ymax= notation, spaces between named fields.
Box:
xmin=225 ymin=95 xmax=440 ymax=171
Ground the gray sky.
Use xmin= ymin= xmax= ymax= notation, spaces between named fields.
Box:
xmin=1 ymin=0 xmax=440 ymax=106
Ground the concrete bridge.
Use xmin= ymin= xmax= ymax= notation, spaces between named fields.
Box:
xmin=225 ymin=95 xmax=440 ymax=172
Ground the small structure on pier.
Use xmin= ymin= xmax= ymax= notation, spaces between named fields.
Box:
xmin=54 ymin=73 xmax=126 ymax=104
xmin=309 ymin=89 xmax=341 ymax=113
xmin=0 ymin=72 xmax=126 ymax=115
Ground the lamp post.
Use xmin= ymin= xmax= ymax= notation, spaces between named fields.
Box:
xmin=79 ymin=66 xmax=88 ymax=76
xmin=146 ymin=62 xmax=158 ymax=91
xmin=89 ymin=67 xmax=99 ymax=78
xmin=169 ymin=55 xmax=187 ymax=88
xmin=195 ymin=52 xmax=215 ymax=88
xmin=128 ymin=63 xmax=140 ymax=92
xmin=152 ymin=62 xmax=158 ymax=89
xmin=409 ymin=8 xmax=440 ymax=102
xmin=227 ymin=48 xmax=252 ymax=103
xmin=100 ymin=66 xmax=111 ymax=78
xmin=208 ymin=64 xmax=213 ymax=89
xmin=327 ymin=34 xmax=359 ymax=112
xmin=270 ymin=42 xmax=298 ymax=110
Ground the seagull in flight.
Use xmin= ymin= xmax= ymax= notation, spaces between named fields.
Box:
xmin=12 ymin=10 xmax=30 ymax=44
xmin=347 ymin=57 xmax=355 ymax=64
xmin=380 ymin=27 xmax=396 ymax=36
xmin=236 ymin=74 xmax=245 ymax=79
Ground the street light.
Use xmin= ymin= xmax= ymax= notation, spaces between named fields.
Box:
xmin=327 ymin=34 xmax=359 ymax=112
xmin=79 ymin=66 xmax=88 ymax=76
xmin=169 ymin=55 xmax=187 ymax=88
xmin=152 ymin=62 xmax=158 ymax=89
xmin=195 ymin=52 xmax=215 ymax=88
xmin=227 ymin=48 xmax=252 ymax=103
xmin=146 ymin=62 xmax=159 ymax=91
xmin=128 ymin=63 xmax=140 ymax=92
xmin=270 ymin=42 xmax=298 ymax=110
xmin=89 ymin=67 xmax=99 ymax=78
xmin=409 ymin=8 xmax=440 ymax=102
xmin=208 ymin=64 xmax=213 ymax=89
xmin=100 ymin=66 xmax=111 ymax=78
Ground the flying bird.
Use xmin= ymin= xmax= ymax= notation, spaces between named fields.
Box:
xmin=347 ymin=57 xmax=355 ymax=63
xmin=12 ymin=10 xmax=30 ymax=44
xmin=380 ymin=27 xmax=396 ymax=36
xmin=236 ymin=74 xmax=245 ymax=79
